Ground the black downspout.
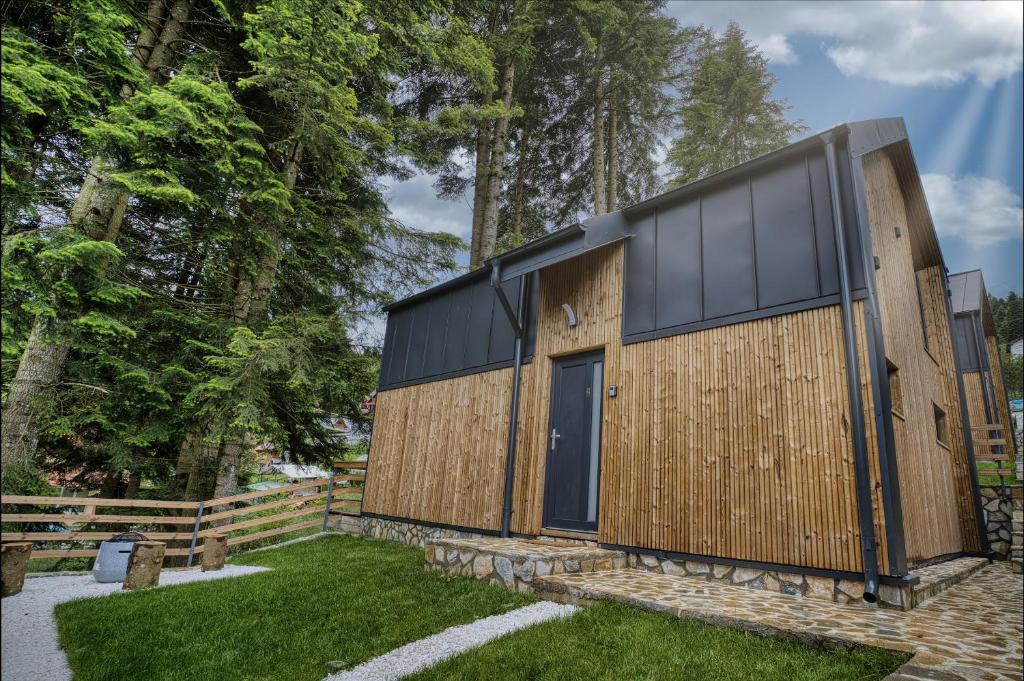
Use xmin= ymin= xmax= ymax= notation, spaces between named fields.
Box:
xmin=942 ymin=280 xmax=990 ymax=554
xmin=495 ymin=268 xmax=528 ymax=538
xmin=823 ymin=133 xmax=880 ymax=603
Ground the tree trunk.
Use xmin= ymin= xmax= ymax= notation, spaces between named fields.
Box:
xmin=510 ymin=124 xmax=531 ymax=238
xmin=607 ymin=99 xmax=619 ymax=212
xmin=123 ymin=541 xmax=165 ymax=590
xmin=478 ymin=58 xmax=516 ymax=263
xmin=185 ymin=438 xmax=220 ymax=501
xmin=469 ymin=91 xmax=494 ymax=269
xmin=0 ymin=0 xmax=194 ymax=483
xmin=0 ymin=320 xmax=73 ymax=480
xmin=592 ymin=61 xmax=607 ymax=216
xmin=124 ymin=470 xmax=142 ymax=499
xmin=201 ymin=534 xmax=227 ymax=572
xmin=207 ymin=141 xmax=303 ymax=499
xmin=1 ymin=543 xmax=32 ymax=597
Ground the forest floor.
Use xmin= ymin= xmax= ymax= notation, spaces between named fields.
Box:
xmin=48 ymin=535 xmax=906 ymax=681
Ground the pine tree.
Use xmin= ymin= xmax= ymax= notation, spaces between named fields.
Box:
xmin=667 ymin=22 xmax=805 ymax=186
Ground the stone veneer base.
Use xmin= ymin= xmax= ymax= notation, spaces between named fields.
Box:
xmin=625 ymin=553 xmax=989 ymax=611
xmin=424 ymin=537 xmax=626 ymax=593
xmin=337 ymin=516 xmax=992 ymax=610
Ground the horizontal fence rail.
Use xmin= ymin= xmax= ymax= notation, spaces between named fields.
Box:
xmin=1 ymin=461 xmax=366 ymax=566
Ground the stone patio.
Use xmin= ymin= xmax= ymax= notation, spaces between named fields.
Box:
xmin=534 ymin=561 xmax=1023 ymax=681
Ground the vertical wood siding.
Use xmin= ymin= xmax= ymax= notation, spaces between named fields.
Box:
xmin=861 ymin=150 xmax=969 ymax=560
xmin=918 ymin=267 xmax=982 ymax=551
xmin=962 ymin=373 xmax=990 ymax=439
xmin=986 ymin=336 xmax=1014 ymax=440
xmin=362 ymin=368 xmax=514 ymax=530
xmin=510 ymin=244 xmax=890 ymax=574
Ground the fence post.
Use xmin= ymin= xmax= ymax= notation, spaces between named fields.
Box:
xmin=186 ymin=501 xmax=204 ymax=567
xmin=322 ymin=473 xmax=336 ymax=533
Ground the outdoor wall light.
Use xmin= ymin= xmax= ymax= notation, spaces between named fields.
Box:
xmin=562 ymin=303 xmax=578 ymax=327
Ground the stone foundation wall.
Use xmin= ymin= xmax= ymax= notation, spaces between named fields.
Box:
xmin=980 ymin=485 xmax=1020 ymax=561
xmin=625 ymin=553 xmax=898 ymax=608
xmin=425 ymin=537 xmax=626 ymax=593
xmin=358 ymin=516 xmax=484 ymax=548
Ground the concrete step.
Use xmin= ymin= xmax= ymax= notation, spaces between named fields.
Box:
xmin=424 ymin=537 xmax=626 ymax=593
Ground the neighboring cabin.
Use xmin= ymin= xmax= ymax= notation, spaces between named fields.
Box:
xmin=948 ymin=270 xmax=1018 ymax=477
xmin=362 ymin=118 xmax=989 ymax=602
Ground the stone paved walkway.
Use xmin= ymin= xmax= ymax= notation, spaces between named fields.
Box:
xmin=536 ymin=562 xmax=1023 ymax=681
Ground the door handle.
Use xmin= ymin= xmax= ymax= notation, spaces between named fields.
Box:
xmin=550 ymin=428 xmax=560 ymax=451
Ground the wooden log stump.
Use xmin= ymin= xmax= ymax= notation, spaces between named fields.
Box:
xmin=201 ymin=534 xmax=227 ymax=572
xmin=2 ymin=543 xmax=33 ymax=597
xmin=123 ymin=541 xmax=165 ymax=590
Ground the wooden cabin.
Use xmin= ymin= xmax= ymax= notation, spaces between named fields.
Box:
xmin=948 ymin=270 xmax=1017 ymax=480
xmin=363 ymin=118 xmax=989 ymax=601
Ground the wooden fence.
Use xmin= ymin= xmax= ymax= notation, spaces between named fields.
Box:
xmin=0 ymin=461 xmax=365 ymax=565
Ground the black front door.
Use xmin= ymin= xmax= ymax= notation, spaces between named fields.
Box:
xmin=543 ymin=350 xmax=604 ymax=533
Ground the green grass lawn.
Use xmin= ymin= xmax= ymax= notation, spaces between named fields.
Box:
xmin=54 ymin=534 xmax=534 ymax=681
xmin=54 ymin=534 xmax=907 ymax=681
xmin=410 ymin=600 xmax=907 ymax=681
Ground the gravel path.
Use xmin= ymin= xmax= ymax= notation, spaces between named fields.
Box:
xmin=1 ymin=565 xmax=269 ymax=681
xmin=326 ymin=601 xmax=579 ymax=681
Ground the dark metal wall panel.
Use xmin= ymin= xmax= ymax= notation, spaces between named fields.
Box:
xmin=808 ymin=151 xmax=841 ymax=296
xmin=380 ymin=310 xmax=400 ymax=387
xmin=655 ymin=198 xmax=702 ymax=327
xmin=622 ymin=210 xmax=657 ymax=336
xmin=388 ymin=309 xmax=413 ymax=384
xmin=464 ymin=280 xmax=495 ymax=368
xmin=622 ymin=149 xmax=861 ymax=342
xmin=701 ymin=179 xmax=756 ymax=319
xmin=442 ymin=285 xmax=472 ymax=373
xmin=421 ymin=295 xmax=450 ymax=377
xmin=752 ymin=161 xmax=820 ymax=307
xmin=379 ymin=272 xmax=536 ymax=390
xmin=404 ymin=306 xmax=429 ymax=381
xmin=953 ymin=315 xmax=981 ymax=372
xmin=487 ymin=279 xmax=520 ymax=364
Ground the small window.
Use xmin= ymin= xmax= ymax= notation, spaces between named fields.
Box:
xmin=933 ymin=404 xmax=948 ymax=446
xmin=887 ymin=360 xmax=904 ymax=416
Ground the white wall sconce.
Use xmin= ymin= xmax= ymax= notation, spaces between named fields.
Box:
xmin=562 ymin=303 xmax=577 ymax=327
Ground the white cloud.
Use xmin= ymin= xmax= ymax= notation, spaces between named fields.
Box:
xmin=922 ymin=173 xmax=1023 ymax=247
xmin=384 ymin=171 xmax=472 ymax=240
xmin=665 ymin=1 xmax=1023 ymax=86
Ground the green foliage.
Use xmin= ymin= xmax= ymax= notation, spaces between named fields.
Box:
xmin=667 ymin=22 xmax=806 ymax=186
xmin=411 ymin=600 xmax=907 ymax=680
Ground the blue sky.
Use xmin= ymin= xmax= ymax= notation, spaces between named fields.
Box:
xmin=769 ymin=37 xmax=1023 ymax=296
xmin=382 ymin=0 xmax=1023 ymax=320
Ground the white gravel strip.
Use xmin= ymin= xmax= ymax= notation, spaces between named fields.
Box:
xmin=326 ymin=601 xmax=579 ymax=681
xmin=1 ymin=565 xmax=269 ymax=681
